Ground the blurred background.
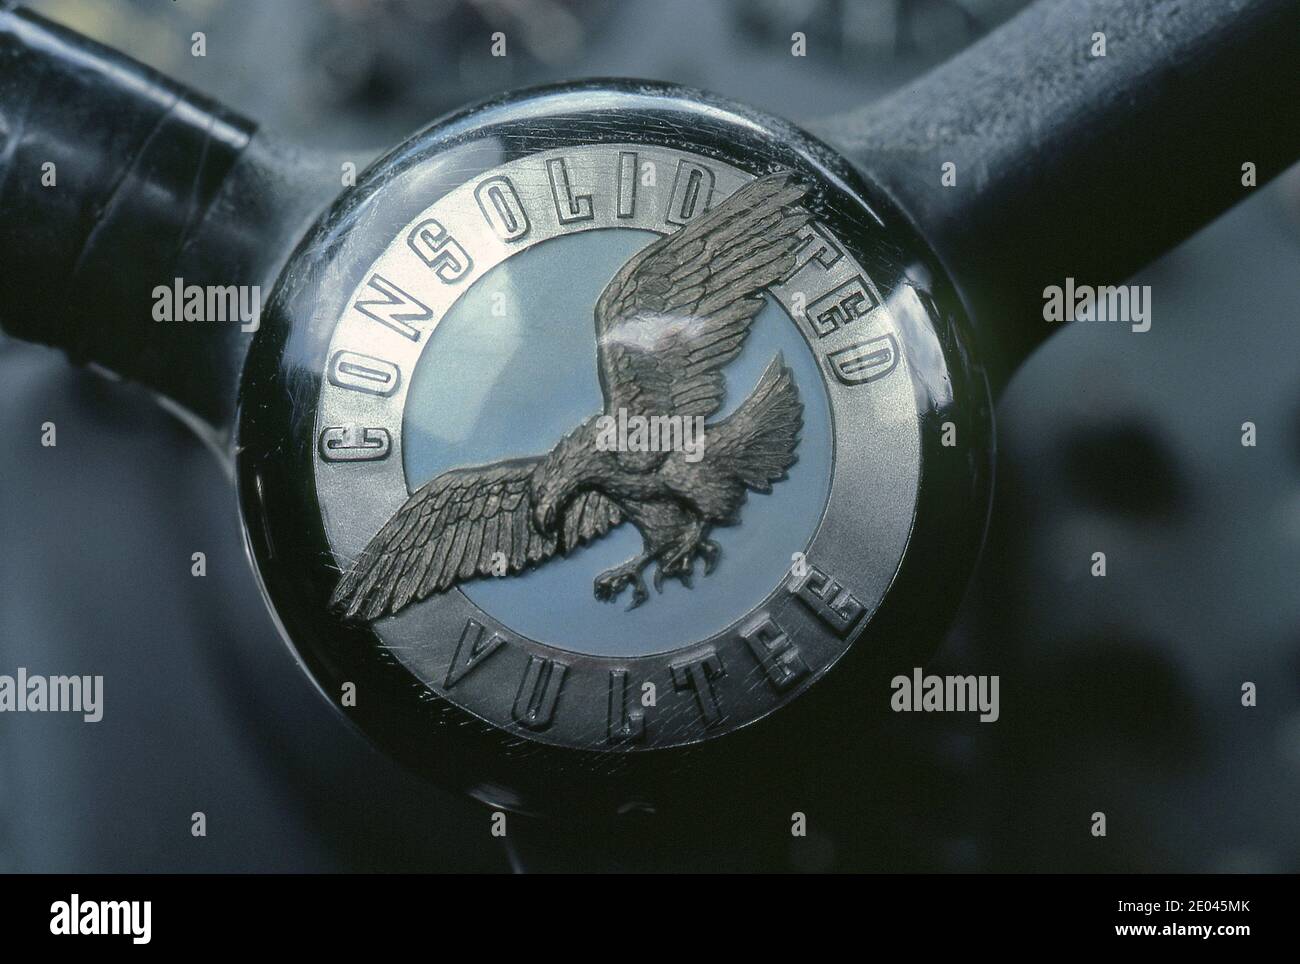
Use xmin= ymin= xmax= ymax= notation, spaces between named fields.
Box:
xmin=1 ymin=0 xmax=1296 ymax=871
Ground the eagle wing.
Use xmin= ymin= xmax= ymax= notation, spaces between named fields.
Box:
xmin=594 ymin=172 xmax=812 ymax=421
xmin=331 ymin=458 xmax=623 ymax=620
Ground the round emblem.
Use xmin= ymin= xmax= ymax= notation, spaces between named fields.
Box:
xmin=314 ymin=144 xmax=919 ymax=749
xmin=237 ymin=82 xmax=989 ymax=812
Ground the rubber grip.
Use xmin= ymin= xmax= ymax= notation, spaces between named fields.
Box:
xmin=0 ymin=6 xmax=340 ymax=432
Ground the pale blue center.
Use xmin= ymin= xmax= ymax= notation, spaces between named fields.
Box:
xmin=403 ymin=229 xmax=832 ymax=657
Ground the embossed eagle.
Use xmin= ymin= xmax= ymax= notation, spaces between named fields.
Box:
xmin=333 ymin=172 xmax=810 ymax=619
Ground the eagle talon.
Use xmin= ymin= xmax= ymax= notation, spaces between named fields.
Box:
xmin=594 ymin=558 xmax=650 ymax=607
xmin=653 ymin=549 xmax=698 ymax=592
xmin=697 ymin=538 xmax=721 ymax=575
xmin=625 ymin=575 xmax=650 ymax=611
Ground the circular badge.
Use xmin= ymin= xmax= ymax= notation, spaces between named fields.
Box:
xmin=313 ymin=144 xmax=918 ymax=749
xmin=238 ymin=82 xmax=989 ymax=811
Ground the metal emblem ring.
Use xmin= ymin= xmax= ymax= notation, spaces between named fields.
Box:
xmin=312 ymin=143 xmax=921 ymax=750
